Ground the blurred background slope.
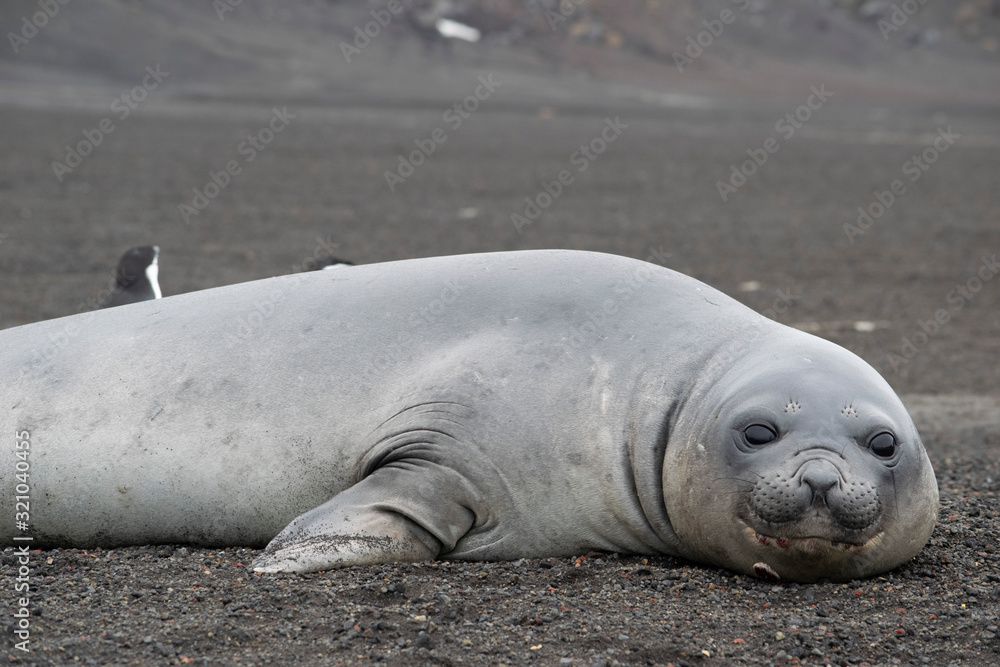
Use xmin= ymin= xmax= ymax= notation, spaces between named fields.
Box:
xmin=0 ymin=0 xmax=998 ymax=398
xmin=2 ymin=0 xmax=1000 ymax=105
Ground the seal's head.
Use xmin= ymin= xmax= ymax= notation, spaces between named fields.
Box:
xmin=663 ymin=333 xmax=939 ymax=583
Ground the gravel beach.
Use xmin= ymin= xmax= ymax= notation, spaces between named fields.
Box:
xmin=2 ymin=453 xmax=999 ymax=667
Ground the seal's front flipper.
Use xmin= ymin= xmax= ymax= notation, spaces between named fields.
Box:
xmin=251 ymin=465 xmax=477 ymax=573
xmin=250 ymin=501 xmax=438 ymax=573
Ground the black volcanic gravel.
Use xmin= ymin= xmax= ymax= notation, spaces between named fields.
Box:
xmin=3 ymin=451 xmax=999 ymax=666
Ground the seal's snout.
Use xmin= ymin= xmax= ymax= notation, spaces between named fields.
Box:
xmin=800 ymin=459 xmax=880 ymax=531
xmin=750 ymin=459 xmax=880 ymax=533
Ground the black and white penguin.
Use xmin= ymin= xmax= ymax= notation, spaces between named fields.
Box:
xmin=104 ymin=245 xmax=162 ymax=308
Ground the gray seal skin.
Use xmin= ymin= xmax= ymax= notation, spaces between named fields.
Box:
xmin=0 ymin=250 xmax=938 ymax=582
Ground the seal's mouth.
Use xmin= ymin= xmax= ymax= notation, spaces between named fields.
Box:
xmin=741 ymin=525 xmax=881 ymax=553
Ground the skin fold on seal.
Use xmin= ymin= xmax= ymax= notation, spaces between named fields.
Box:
xmin=0 ymin=250 xmax=939 ymax=583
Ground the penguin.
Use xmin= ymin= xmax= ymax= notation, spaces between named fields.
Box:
xmin=104 ymin=245 xmax=162 ymax=308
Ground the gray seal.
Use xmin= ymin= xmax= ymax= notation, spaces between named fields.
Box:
xmin=0 ymin=250 xmax=938 ymax=582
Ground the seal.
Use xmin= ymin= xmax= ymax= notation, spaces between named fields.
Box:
xmin=0 ymin=250 xmax=938 ymax=582
xmin=103 ymin=245 xmax=162 ymax=308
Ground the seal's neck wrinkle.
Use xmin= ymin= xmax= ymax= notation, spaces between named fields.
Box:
xmin=625 ymin=373 xmax=695 ymax=560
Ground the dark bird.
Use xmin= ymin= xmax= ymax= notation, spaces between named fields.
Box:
xmin=104 ymin=245 xmax=162 ymax=308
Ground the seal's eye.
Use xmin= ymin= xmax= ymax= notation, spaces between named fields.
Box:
xmin=744 ymin=424 xmax=777 ymax=446
xmin=869 ymin=432 xmax=896 ymax=457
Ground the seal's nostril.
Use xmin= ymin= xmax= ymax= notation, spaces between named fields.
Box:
xmin=800 ymin=464 xmax=839 ymax=503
